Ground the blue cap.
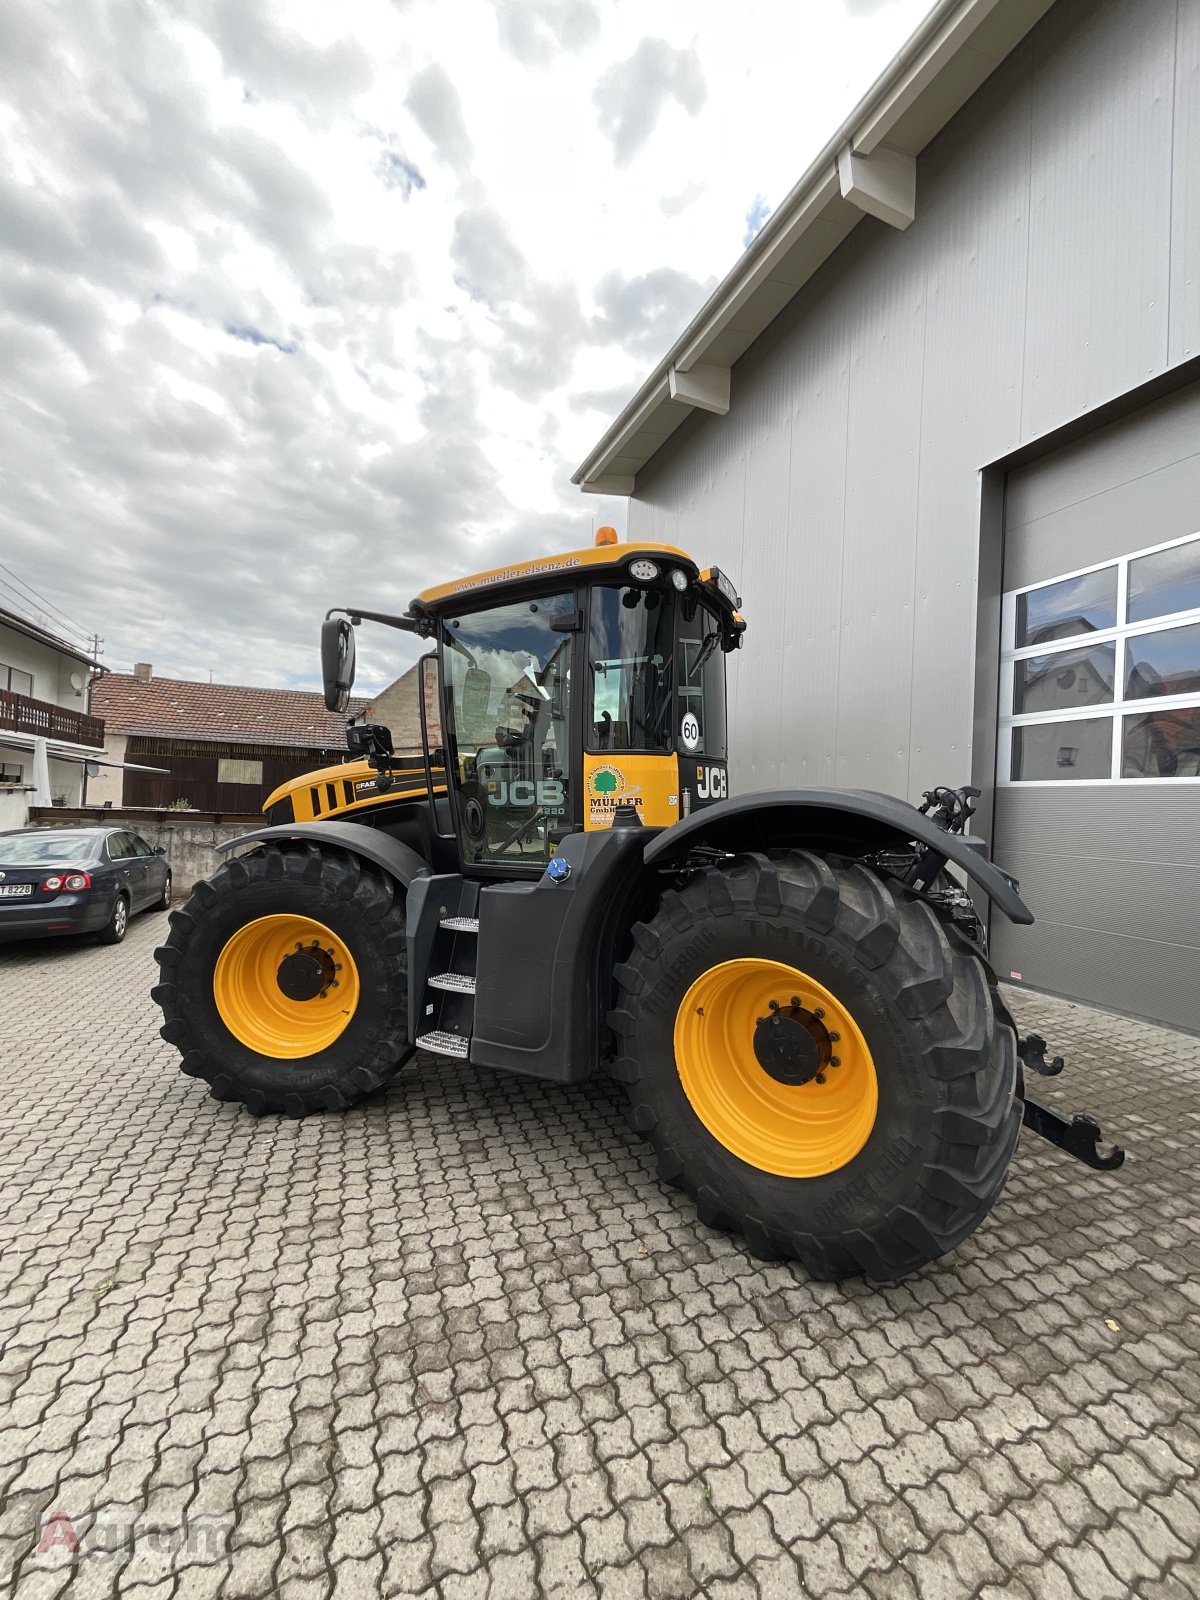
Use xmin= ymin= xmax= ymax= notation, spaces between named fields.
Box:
xmin=546 ymin=855 xmax=571 ymax=882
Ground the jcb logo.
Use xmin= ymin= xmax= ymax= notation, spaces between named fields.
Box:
xmin=696 ymin=766 xmax=727 ymax=801
xmin=489 ymin=779 xmax=566 ymax=809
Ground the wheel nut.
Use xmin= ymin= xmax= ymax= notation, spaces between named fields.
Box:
xmin=830 ymin=1056 xmax=841 ymax=1068
xmin=829 ymin=1031 xmax=840 ymax=1042
xmin=815 ymin=1073 xmax=826 ymax=1085
xmin=813 ymin=1007 xmax=825 ymax=1019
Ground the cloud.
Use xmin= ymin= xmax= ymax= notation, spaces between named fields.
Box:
xmin=224 ymin=324 xmax=299 ymax=355
xmin=451 ymin=205 xmax=585 ymax=399
xmin=590 ymin=267 xmax=716 ymax=358
xmin=405 ymin=63 xmax=473 ymax=174
xmin=494 ymin=0 xmax=601 ymax=66
xmin=593 ymin=37 xmax=707 ymax=166
xmin=377 ymin=150 xmax=426 ymax=197
xmin=202 ymin=0 xmax=375 ymax=114
xmin=661 ymin=181 xmax=706 ymax=218
xmin=743 ymin=193 xmax=771 ymax=248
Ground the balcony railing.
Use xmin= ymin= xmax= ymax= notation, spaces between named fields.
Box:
xmin=0 ymin=688 xmax=105 ymax=749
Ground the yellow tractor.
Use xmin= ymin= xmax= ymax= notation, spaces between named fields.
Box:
xmin=153 ymin=531 xmax=1123 ymax=1281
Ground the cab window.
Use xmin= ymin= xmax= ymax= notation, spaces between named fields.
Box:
xmin=678 ymin=603 xmax=728 ymax=759
xmin=588 ymin=586 xmax=675 ymax=751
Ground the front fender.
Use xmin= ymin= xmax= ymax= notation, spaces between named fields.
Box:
xmin=644 ymin=788 xmax=1033 ymax=925
xmin=216 ymin=820 xmax=431 ymax=891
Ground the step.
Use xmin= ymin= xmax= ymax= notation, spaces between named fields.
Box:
xmin=440 ymin=915 xmax=479 ymax=933
xmin=428 ymin=972 xmax=477 ymax=995
xmin=416 ymin=1030 xmax=471 ymax=1060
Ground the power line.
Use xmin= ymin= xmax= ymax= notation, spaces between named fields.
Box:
xmin=0 ymin=561 xmax=94 ymax=643
xmin=0 ymin=576 xmax=93 ymax=646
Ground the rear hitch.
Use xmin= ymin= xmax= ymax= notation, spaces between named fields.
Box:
xmin=1018 ymin=1032 xmax=1064 ymax=1076
xmin=1022 ymin=1097 xmax=1126 ymax=1171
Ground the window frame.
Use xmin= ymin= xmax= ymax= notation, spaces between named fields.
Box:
xmin=998 ymin=530 xmax=1200 ymax=786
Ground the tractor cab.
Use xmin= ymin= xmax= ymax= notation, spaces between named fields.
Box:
xmin=322 ymin=530 xmax=746 ymax=874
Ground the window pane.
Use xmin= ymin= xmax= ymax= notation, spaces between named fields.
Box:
xmin=218 ymin=758 xmax=264 ymax=785
xmin=444 ymin=592 xmax=574 ymax=865
xmin=1015 ymin=567 xmax=1117 ymax=647
xmin=1013 ymin=643 xmax=1114 ymax=714
xmin=1125 ymin=621 xmax=1200 ymax=700
xmin=1128 ymin=539 xmax=1200 ymax=623
xmin=589 ymin=587 xmax=674 ymax=752
xmin=1123 ymin=707 xmax=1200 ymax=777
xmin=678 ymin=605 xmax=728 ymax=760
xmin=1011 ymin=719 xmax=1112 ymax=780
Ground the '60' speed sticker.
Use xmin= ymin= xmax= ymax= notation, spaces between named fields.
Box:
xmin=680 ymin=711 xmax=701 ymax=751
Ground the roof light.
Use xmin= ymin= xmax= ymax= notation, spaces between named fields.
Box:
xmin=595 ymin=526 xmax=618 ymax=546
xmin=629 ymin=559 xmax=658 ymax=581
xmin=670 ymin=568 xmax=688 ymax=592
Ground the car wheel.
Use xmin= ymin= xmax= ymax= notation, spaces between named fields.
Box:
xmin=98 ymin=895 xmax=129 ymax=945
xmin=154 ymin=872 xmax=173 ymax=911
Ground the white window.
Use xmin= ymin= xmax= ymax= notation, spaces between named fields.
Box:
xmin=999 ymin=532 xmax=1200 ymax=784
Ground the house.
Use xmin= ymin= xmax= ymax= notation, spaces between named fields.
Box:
xmin=89 ymin=666 xmax=367 ymax=813
xmin=360 ymin=660 xmax=441 ymax=755
xmin=0 ymin=605 xmax=105 ymax=812
xmin=573 ymin=0 xmax=1200 ymax=1031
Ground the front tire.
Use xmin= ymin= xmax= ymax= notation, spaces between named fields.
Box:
xmin=152 ymin=844 xmax=413 ymax=1116
xmin=610 ymin=851 xmax=1020 ymax=1282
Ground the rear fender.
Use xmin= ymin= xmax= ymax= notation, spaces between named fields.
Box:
xmin=216 ymin=820 xmax=431 ymax=891
xmin=643 ymin=788 xmax=1033 ymax=925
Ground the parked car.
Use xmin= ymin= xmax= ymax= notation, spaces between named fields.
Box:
xmin=0 ymin=827 xmax=172 ymax=945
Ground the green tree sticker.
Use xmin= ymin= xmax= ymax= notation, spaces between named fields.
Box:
xmin=592 ymin=769 xmax=618 ymax=793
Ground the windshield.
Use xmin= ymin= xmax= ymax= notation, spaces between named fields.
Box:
xmin=441 ymin=593 xmax=574 ymax=865
xmin=0 ymin=832 xmax=99 ymax=866
xmin=589 ymin=586 xmax=675 ymax=751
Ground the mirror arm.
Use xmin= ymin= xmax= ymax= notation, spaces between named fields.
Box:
xmin=326 ymin=606 xmax=421 ymax=636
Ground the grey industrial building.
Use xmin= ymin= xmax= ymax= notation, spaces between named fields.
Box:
xmin=575 ymin=0 xmax=1200 ymax=1032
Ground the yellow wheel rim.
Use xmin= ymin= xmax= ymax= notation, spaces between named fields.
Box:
xmin=213 ymin=915 xmax=360 ymax=1059
xmin=674 ymin=958 xmax=878 ymax=1178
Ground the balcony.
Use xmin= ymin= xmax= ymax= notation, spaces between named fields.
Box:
xmin=0 ymin=688 xmax=105 ymax=749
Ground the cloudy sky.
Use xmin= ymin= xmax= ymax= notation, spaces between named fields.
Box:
xmin=0 ymin=0 xmax=933 ymax=695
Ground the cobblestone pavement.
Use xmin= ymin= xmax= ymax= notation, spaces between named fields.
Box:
xmin=1 ymin=914 xmax=1198 ymax=1600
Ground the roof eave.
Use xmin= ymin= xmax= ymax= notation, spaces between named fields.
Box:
xmin=573 ymin=0 xmax=1056 ymax=495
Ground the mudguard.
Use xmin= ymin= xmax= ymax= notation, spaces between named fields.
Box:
xmin=216 ymin=820 xmax=431 ymax=891
xmin=643 ymin=787 xmax=1033 ymax=925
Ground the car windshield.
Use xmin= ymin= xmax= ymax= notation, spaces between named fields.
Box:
xmin=0 ymin=833 xmax=99 ymax=866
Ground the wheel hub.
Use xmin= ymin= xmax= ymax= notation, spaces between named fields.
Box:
xmin=276 ymin=942 xmax=338 ymax=1002
xmin=753 ymin=997 xmax=834 ymax=1086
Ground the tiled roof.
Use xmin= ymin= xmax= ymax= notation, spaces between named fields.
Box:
xmin=91 ymin=673 xmax=367 ymax=749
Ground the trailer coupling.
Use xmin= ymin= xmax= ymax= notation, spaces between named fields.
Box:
xmin=1016 ymin=1033 xmax=1126 ymax=1170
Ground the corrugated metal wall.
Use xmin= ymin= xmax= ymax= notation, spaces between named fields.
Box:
xmin=629 ymin=0 xmax=1200 ymax=806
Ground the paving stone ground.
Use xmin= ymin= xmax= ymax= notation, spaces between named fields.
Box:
xmin=1 ymin=912 xmax=1198 ymax=1599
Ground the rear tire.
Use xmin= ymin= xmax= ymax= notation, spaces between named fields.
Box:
xmin=97 ymin=894 xmax=129 ymax=944
xmin=153 ymin=871 xmax=172 ymax=911
xmin=152 ymin=844 xmax=413 ymax=1116
xmin=609 ymin=851 xmax=1020 ymax=1282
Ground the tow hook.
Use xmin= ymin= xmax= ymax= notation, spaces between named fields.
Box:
xmin=1018 ymin=1032 xmax=1064 ymax=1076
xmin=1021 ymin=1098 xmax=1126 ymax=1171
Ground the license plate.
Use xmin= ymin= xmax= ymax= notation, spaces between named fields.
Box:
xmin=0 ymin=884 xmax=33 ymax=897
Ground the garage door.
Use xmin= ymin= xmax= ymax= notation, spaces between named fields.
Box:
xmin=991 ymin=383 xmax=1200 ymax=1032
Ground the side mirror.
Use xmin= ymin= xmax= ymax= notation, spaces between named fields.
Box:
xmin=154 ymin=846 xmax=166 ymax=856
xmin=321 ymin=617 xmax=356 ymax=712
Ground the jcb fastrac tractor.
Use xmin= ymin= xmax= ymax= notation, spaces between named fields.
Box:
xmin=153 ymin=531 xmax=1123 ymax=1281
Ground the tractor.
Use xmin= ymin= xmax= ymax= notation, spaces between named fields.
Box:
xmin=153 ymin=531 xmax=1123 ymax=1281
